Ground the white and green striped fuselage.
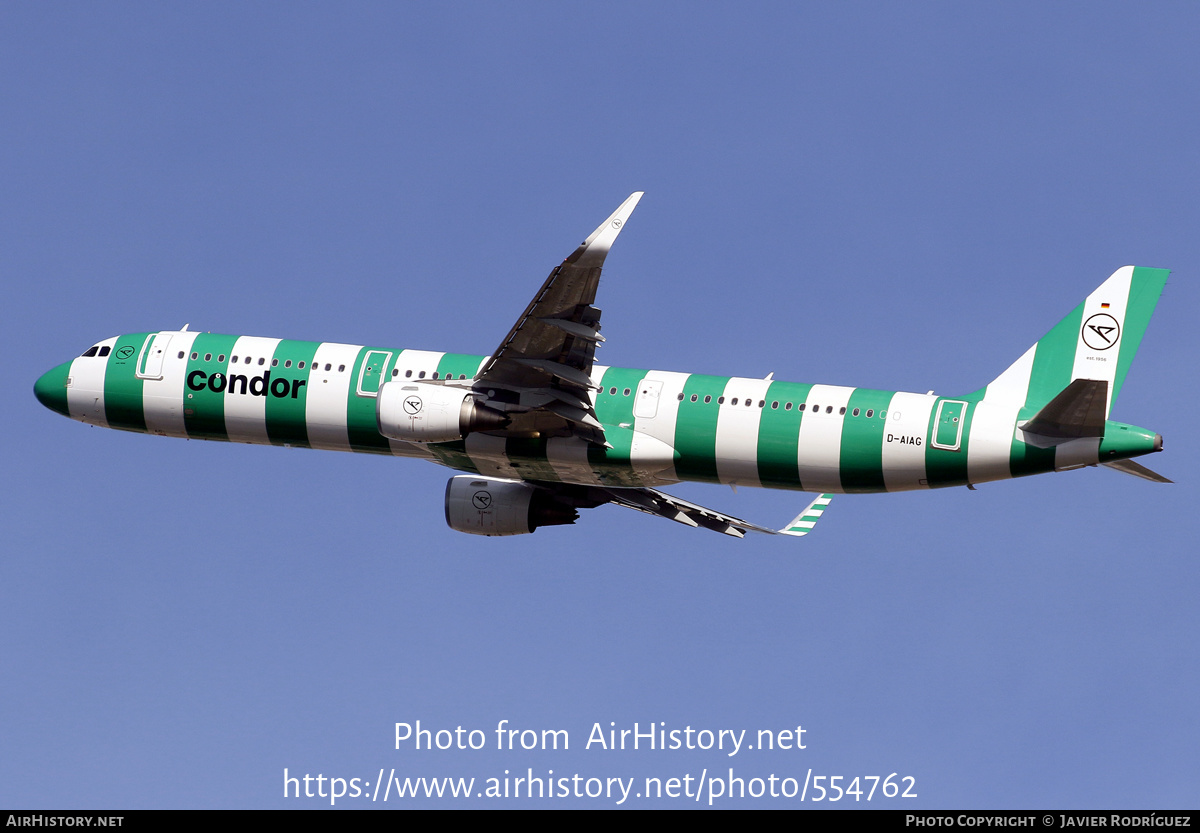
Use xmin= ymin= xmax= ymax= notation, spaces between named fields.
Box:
xmin=35 ymin=328 xmax=1160 ymax=495
xmin=33 ymin=190 xmax=1171 ymax=537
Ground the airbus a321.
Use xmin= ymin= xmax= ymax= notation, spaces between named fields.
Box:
xmin=34 ymin=193 xmax=1171 ymax=537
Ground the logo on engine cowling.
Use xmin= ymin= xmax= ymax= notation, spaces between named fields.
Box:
xmin=472 ymin=490 xmax=492 ymax=510
xmin=403 ymin=395 xmax=423 ymax=415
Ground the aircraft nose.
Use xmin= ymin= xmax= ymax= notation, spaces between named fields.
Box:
xmin=34 ymin=362 xmax=71 ymax=417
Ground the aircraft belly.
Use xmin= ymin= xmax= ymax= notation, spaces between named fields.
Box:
xmin=628 ymin=431 xmax=678 ymax=486
xmin=464 ymin=433 xmax=517 ymax=479
xmin=545 ymin=436 xmax=604 ymax=485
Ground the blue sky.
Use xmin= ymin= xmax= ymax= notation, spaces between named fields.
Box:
xmin=4 ymin=2 xmax=1198 ymax=808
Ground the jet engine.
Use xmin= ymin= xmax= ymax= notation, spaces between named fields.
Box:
xmin=444 ymin=476 xmax=579 ymax=536
xmin=377 ymin=383 xmax=508 ymax=443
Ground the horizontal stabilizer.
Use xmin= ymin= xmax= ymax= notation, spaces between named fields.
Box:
xmin=1022 ymin=378 xmax=1108 ymax=446
xmin=1101 ymin=459 xmax=1173 ymax=484
xmin=778 ymin=494 xmax=834 ymax=537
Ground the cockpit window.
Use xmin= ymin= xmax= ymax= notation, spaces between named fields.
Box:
xmin=98 ymin=346 xmax=111 ymax=357
xmin=81 ymin=346 xmax=99 ymax=357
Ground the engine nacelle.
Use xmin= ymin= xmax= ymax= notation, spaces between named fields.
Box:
xmin=377 ymin=382 xmax=508 ymax=443
xmin=445 ymin=476 xmax=579 ymax=536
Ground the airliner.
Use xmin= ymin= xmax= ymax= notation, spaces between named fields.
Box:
xmin=33 ymin=193 xmax=1170 ymax=537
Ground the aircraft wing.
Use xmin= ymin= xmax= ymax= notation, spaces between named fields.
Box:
xmin=597 ymin=487 xmax=834 ymax=539
xmin=474 ymin=192 xmax=644 ymax=445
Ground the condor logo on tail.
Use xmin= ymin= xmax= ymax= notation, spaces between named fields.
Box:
xmin=186 ymin=369 xmax=307 ymax=399
xmin=1082 ymin=313 xmax=1121 ymax=350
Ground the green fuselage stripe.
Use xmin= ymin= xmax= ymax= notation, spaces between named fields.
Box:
xmin=756 ymin=381 xmax=810 ymax=488
xmin=594 ymin=367 xmax=645 ymax=426
xmin=184 ymin=333 xmax=239 ymax=440
xmin=103 ymin=333 xmax=148 ymax=432
xmin=672 ymin=374 xmax=727 ymax=484
xmin=924 ymin=399 xmax=973 ymax=487
xmin=264 ymin=340 xmax=320 ymax=448
xmin=838 ymin=388 xmax=893 ymax=492
xmin=436 ymin=353 xmax=486 ymax=381
xmin=346 ymin=347 xmax=390 ymax=452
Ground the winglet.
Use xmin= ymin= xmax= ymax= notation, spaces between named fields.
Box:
xmin=566 ymin=192 xmax=644 ymax=268
xmin=778 ymin=494 xmax=833 ymax=537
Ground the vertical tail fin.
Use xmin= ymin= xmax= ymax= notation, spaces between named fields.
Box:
xmin=981 ymin=266 xmax=1170 ymax=417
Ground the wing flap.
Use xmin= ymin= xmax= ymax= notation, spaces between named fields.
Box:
xmin=472 ymin=192 xmax=644 ymax=443
xmin=598 ymin=486 xmax=833 ymax=539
